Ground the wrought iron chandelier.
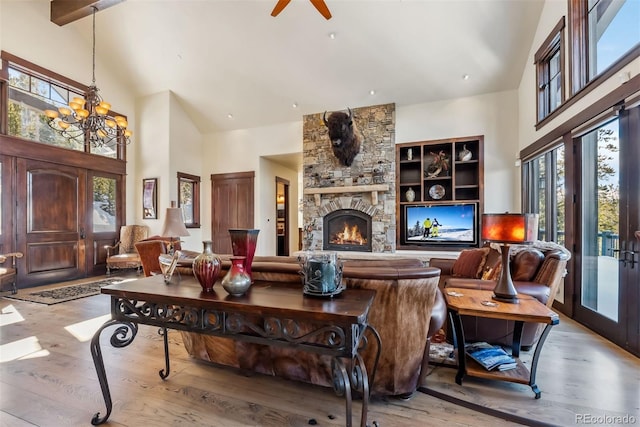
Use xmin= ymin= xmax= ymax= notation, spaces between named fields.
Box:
xmin=45 ymin=7 xmax=132 ymax=148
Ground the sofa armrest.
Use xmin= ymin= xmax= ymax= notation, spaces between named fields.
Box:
xmin=428 ymin=258 xmax=455 ymax=276
xmin=533 ymin=250 xmax=569 ymax=307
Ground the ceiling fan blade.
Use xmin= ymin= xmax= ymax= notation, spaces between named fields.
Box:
xmin=310 ymin=0 xmax=332 ymax=19
xmin=271 ymin=0 xmax=292 ymax=17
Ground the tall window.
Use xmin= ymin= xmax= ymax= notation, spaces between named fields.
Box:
xmin=2 ymin=53 xmax=126 ymax=160
xmin=523 ymin=145 xmax=566 ymax=245
xmin=570 ymin=0 xmax=640 ymax=94
xmin=178 ymin=172 xmax=201 ymax=228
xmin=7 ymin=65 xmax=85 ymax=151
xmin=587 ymin=0 xmax=640 ymax=79
xmin=535 ymin=18 xmax=565 ymax=122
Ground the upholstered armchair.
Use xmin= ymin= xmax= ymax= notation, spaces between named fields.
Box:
xmin=134 ymin=240 xmax=168 ymax=277
xmin=0 ymin=252 xmax=24 ymax=294
xmin=105 ymin=225 xmax=150 ymax=274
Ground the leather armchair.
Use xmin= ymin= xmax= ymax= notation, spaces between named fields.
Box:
xmin=105 ymin=225 xmax=149 ymax=274
xmin=134 ymin=240 xmax=168 ymax=277
xmin=0 ymin=252 xmax=24 ymax=294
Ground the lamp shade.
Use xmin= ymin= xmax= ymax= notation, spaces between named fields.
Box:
xmin=481 ymin=213 xmax=538 ymax=244
xmin=161 ymin=207 xmax=190 ymax=238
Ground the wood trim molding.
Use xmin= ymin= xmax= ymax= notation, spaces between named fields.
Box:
xmin=522 ymin=73 xmax=640 ymax=160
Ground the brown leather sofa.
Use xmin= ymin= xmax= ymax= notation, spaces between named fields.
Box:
xmin=180 ymin=256 xmax=445 ymax=397
xmin=430 ymin=243 xmax=570 ymax=349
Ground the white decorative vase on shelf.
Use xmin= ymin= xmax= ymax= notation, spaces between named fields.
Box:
xmin=459 ymin=144 xmax=472 ymax=161
xmin=405 ymin=187 xmax=415 ymax=202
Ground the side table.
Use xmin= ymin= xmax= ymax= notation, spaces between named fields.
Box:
xmin=444 ymin=287 xmax=559 ymax=398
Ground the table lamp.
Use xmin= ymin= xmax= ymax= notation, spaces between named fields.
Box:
xmin=481 ymin=213 xmax=538 ymax=304
xmin=161 ymin=202 xmax=190 ymax=254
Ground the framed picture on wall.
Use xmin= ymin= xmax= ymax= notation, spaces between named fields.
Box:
xmin=143 ymin=178 xmax=157 ymax=219
xmin=277 ymin=221 xmax=285 ymax=236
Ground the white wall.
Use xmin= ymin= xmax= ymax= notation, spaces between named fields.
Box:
xmin=202 ymin=121 xmax=302 ymax=255
xmin=397 ymin=91 xmax=522 ymax=212
xmin=169 ymin=92 xmax=204 ymax=249
xmin=258 ymin=158 xmax=299 ymax=256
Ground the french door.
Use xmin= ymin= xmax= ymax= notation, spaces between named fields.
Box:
xmin=575 ymin=107 xmax=640 ymax=356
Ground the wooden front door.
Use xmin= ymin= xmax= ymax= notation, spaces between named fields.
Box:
xmin=211 ymin=171 xmax=255 ymax=254
xmin=16 ymin=159 xmax=86 ymax=286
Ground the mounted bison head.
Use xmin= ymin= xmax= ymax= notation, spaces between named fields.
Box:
xmin=323 ymin=108 xmax=361 ymax=167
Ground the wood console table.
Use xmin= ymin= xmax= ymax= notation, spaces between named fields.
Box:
xmin=444 ymin=288 xmax=559 ymax=399
xmin=90 ymin=275 xmax=381 ymax=427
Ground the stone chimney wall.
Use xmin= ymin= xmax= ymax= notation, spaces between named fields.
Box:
xmin=302 ymin=103 xmax=396 ymax=252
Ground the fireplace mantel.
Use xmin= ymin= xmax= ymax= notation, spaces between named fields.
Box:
xmin=304 ymin=184 xmax=390 ymax=206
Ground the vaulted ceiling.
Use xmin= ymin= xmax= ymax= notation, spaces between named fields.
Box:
xmin=51 ymin=0 xmax=544 ymax=133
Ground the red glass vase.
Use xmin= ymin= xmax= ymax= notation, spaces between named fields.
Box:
xmin=192 ymin=240 xmax=222 ymax=292
xmin=228 ymin=229 xmax=259 ymax=283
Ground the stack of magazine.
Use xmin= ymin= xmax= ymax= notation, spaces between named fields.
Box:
xmin=465 ymin=342 xmax=517 ymax=371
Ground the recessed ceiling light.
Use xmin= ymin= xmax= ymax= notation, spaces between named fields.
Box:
xmin=329 ymin=32 xmax=336 ymax=39
xmin=292 ymin=103 xmax=298 ymax=108
xmin=462 ymin=74 xmax=470 ymax=80
xmin=369 ymin=89 xmax=376 ymax=95
xmin=227 ymin=113 xmax=233 ymax=119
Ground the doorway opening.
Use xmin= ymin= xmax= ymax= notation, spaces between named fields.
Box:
xmin=276 ymin=177 xmax=290 ymax=256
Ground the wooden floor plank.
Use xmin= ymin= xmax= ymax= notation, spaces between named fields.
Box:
xmin=1 ymin=277 xmax=639 ymax=427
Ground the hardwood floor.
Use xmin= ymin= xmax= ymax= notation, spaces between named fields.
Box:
xmin=1 ymin=275 xmax=638 ymax=427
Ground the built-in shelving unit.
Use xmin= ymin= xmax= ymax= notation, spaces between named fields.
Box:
xmin=395 ymin=136 xmax=484 ymax=250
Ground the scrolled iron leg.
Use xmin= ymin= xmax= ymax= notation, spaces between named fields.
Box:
xmin=363 ymin=325 xmax=381 ymax=394
xmin=90 ymin=320 xmax=138 ymax=425
xmin=158 ymin=327 xmax=170 ymax=379
xmin=332 ymin=357 xmax=353 ymax=427
xmin=349 ymin=354 xmax=370 ymax=427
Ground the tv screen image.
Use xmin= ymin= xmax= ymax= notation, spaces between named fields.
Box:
xmin=404 ymin=203 xmax=478 ymax=246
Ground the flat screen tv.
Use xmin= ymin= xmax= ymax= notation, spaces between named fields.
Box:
xmin=403 ymin=203 xmax=478 ymax=247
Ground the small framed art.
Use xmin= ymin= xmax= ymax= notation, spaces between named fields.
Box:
xmin=143 ymin=178 xmax=158 ymax=219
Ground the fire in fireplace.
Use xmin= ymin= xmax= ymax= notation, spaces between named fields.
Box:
xmin=323 ymin=209 xmax=372 ymax=252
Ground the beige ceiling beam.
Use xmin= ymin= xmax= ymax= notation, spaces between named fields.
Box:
xmin=50 ymin=0 xmax=124 ymax=26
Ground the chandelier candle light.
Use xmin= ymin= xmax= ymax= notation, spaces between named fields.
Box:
xmin=481 ymin=213 xmax=539 ymax=304
xmin=44 ymin=6 xmax=132 ymax=148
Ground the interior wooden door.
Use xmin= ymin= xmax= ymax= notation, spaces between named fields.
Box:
xmin=211 ymin=171 xmax=255 ymax=254
xmin=16 ymin=159 xmax=87 ymax=286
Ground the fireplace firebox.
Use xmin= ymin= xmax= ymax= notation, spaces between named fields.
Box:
xmin=323 ymin=209 xmax=372 ymax=252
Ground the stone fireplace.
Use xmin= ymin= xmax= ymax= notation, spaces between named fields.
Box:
xmin=323 ymin=209 xmax=372 ymax=252
xmin=302 ymin=103 xmax=396 ymax=253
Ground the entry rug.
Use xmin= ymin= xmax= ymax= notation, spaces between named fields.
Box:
xmin=5 ymin=277 xmax=124 ymax=305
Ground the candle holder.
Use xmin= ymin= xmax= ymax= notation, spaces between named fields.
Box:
xmin=298 ymin=251 xmax=344 ymax=297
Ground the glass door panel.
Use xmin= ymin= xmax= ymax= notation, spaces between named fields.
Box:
xmin=580 ymin=120 xmax=619 ymax=321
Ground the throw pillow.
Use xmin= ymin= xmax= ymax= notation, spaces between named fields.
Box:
xmin=511 ymin=249 xmax=545 ymax=281
xmin=452 ymin=248 xmax=489 ymax=279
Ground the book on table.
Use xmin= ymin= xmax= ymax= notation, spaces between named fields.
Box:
xmin=465 ymin=342 xmax=517 ymax=371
